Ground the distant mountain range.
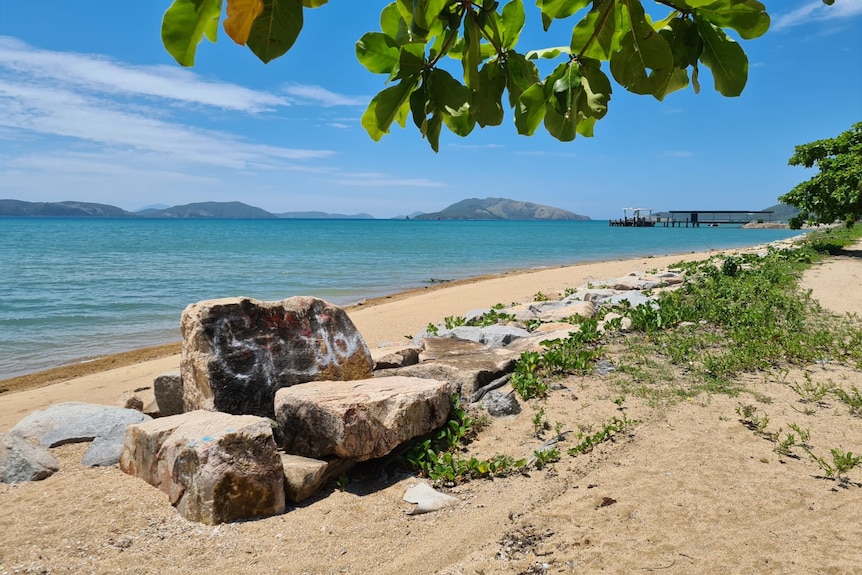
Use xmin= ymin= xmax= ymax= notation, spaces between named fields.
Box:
xmin=0 ymin=198 xmax=591 ymax=220
xmin=414 ymin=197 xmax=590 ymax=221
xmin=0 ymin=200 xmax=374 ymax=220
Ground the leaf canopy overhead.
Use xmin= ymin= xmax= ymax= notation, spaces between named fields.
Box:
xmin=158 ymin=0 xmax=826 ymax=151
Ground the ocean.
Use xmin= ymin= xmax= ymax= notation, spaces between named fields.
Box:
xmin=0 ymin=218 xmax=804 ymax=380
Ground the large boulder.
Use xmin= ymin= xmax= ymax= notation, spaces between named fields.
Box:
xmin=181 ymin=296 xmax=373 ymax=418
xmin=119 ymin=411 xmax=285 ymax=525
xmin=0 ymin=433 xmax=59 ymax=483
xmin=10 ymin=402 xmax=151 ymax=467
xmin=275 ymin=376 xmax=451 ymax=462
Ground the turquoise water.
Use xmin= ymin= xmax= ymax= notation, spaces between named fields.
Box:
xmin=0 ymin=218 xmax=803 ymax=379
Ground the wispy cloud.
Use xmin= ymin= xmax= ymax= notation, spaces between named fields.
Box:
xmin=0 ymin=37 xmax=338 ymax=173
xmin=772 ymin=0 xmax=862 ymax=31
xmin=0 ymin=36 xmax=288 ymax=112
xmin=283 ymin=84 xmax=368 ymax=107
xmin=329 ymin=172 xmax=446 ymax=188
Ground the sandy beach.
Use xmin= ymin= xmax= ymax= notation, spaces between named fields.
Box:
xmin=2 ymin=240 xmax=861 ymax=575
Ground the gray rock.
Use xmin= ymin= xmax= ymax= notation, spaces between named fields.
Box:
xmin=480 ymin=325 xmax=531 ymax=348
xmin=154 ymin=372 xmax=184 ymax=417
xmin=10 ymin=402 xmax=151 ymax=468
xmin=275 ymin=376 xmax=451 ymax=462
xmin=480 ymin=390 xmax=522 ymax=417
xmin=503 ymin=303 xmax=538 ymax=321
xmin=448 ymin=326 xmax=485 ymax=344
xmin=505 ymin=329 xmax=573 ymax=354
xmin=120 ymin=411 xmax=285 ymax=525
xmin=564 ymin=288 xmax=621 ymax=303
xmin=528 ymin=301 xmax=570 ymax=314
xmin=603 ymin=291 xmax=657 ymax=309
xmin=370 ymin=345 xmax=421 ymax=370
xmin=0 ymin=433 xmax=59 ymax=483
xmin=181 ymin=296 xmax=374 ymax=418
xmin=281 ymin=454 xmax=355 ymax=503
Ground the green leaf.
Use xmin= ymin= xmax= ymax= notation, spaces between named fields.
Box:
xmin=412 ymin=0 xmax=448 ymax=36
xmin=652 ymin=16 xmax=701 ymax=99
xmin=515 ymin=83 xmax=546 ymax=135
xmin=659 ymin=16 xmax=702 ymax=68
xmin=247 ymin=0 xmax=303 ymax=63
xmin=426 ymin=113 xmax=443 ymax=151
xmin=161 ymin=0 xmax=223 ymax=66
xmin=548 ymin=62 xmax=581 ymax=118
xmin=428 ymin=69 xmax=474 ymax=136
xmin=504 ymin=51 xmax=539 ymax=108
xmin=578 ymin=58 xmax=612 ymax=119
xmin=301 ymin=0 xmax=327 ymax=6
xmin=362 ymin=76 xmax=420 ymax=140
xmin=473 ymin=60 xmax=506 ymax=126
xmin=381 ymin=2 xmax=413 ymax=44
xmin=526 ymin=46 xmax=570 ymax=60
xmin=609 ymin=0 xmax=673 ymax=96
xmin=356 ymin=32 xmax=400 ymax=74
xmin=397 ymin=44 xmax=427 ymax=79
xmin=570 ymin=0 xmax=623 ymax=60
xmin=695 ymin=0 xmax=770 ymax=39
xmin=695 ymin=16 xmax=748 ymax=96
xmin=500 ymin=0 xmax=525 ymax=49
xmin=462 ymin=13 xmax=483 ymax=89
xmin=537 ymin=0 xmax=592 ymax=31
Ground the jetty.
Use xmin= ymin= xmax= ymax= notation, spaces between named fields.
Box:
xmin=609 ymin=208 xmax=656 ymax=227
xmin=610 ymin=209 xmax=774 ymax=228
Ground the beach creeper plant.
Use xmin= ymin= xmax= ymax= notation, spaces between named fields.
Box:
xmin=400 ymin=394 xmax=526 ymax=483
xmin=159 ymin=0 xmax=783 ymax=150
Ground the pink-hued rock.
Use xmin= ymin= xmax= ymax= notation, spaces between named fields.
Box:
xmin=119 ymin=411 xmax=285 ymax=525
xmin=274 ymin=376 xmax=451 ymax=462
xmin=181 ymin=296 xmax=373 ymax=418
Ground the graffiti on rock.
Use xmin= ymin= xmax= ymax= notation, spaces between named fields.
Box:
xmin=200 ymin=301 xmax=369 ymax=417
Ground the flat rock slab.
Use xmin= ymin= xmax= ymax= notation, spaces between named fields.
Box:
xmin=181 ymin=296 xmax=373 ymax=418
xmin=120 ymin=410 xmax=285 ymax=525
xmin=275 ymin=376 xmax=451 ymax=462
xmin=10 ymin=402 xmax=151 ymax=467
xmin=0 ymin=433 xmax=59 ymax=483
xmin=370 ymin=345 xmax=421 ymax=370
xmin=391 ymin=339 xmax=518 ymax=398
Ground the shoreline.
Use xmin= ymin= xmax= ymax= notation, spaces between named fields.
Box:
xmin=0 ymin=238 xmax=803 ymax=401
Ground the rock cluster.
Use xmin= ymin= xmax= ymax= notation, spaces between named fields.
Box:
xmin=4 ymin=271 xmax=683 ymax=521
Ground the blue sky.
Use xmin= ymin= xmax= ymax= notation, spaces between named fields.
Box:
xmin=0 ymin=1 xmax=860 ymax=219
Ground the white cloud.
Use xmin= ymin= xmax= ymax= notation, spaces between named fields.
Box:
xmin=0 ymin=36 xmax=288 ymax=112
xmin=772 ymin=0 xmax=862 ymax=31
xmin=0 ymin=80 xmax=332 ymax=169
xmin=329 ymin=172 xmax=446 ymax=187
xmin=283 ymin=84 xmax=368 ymax=107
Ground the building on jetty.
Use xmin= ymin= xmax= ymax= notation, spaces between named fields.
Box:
xmin=610 ymin=209 xmax=775 ymax=228
xmin=609 ymin=208 xmax=656 ymax=227
xmin=662 ymin=210 xmax=774 ymax=227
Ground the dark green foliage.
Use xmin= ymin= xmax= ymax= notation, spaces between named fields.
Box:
xmin=781 ymin=122 xmax=862 ymax=228
xmin=401 ymin=395 xmax=526 ymax=482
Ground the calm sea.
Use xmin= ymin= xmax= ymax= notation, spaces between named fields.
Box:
xmin=0 ymin=218 xmax=803 ymax=380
